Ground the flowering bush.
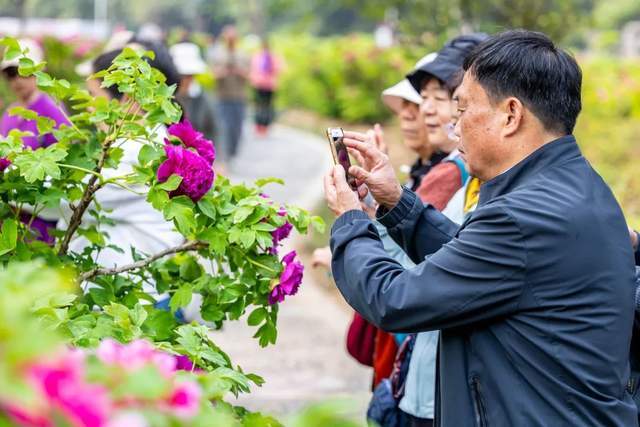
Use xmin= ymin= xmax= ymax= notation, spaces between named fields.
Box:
xmin=0 ymin=263 xmax=283 ymax=426
xmin=0 ymin=37 xmax=323 ymax=424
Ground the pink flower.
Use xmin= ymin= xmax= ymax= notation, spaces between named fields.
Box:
xmin=166 ymin=380 xmax=202 ymax=419
xmin=27 ymin=350 xmax=110 ymax=427
xmin=268 ymin=250 xmax=304 ymax=305
xmin=3 ymin=403 xmax=51 ymax=427
xmin=96 ymin=339 xmax=176 ymax=378
xmin=157 ymin=144 xmax=214 ymax=202
xmin=167 ymin=120 xmax=215 ymax=165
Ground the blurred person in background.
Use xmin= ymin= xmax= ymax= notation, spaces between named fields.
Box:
xmin=210 ymin=24 xmax=249 ymax=166
xmin=0 ymin=38 xmax=70 ymax=244
xmin=249 ymin=37 xmax=283 ymax=136
xmin=76 ymin=43 xmax=185 ymax=314
xmin=170 ymin=42 xmax=217 ymax=144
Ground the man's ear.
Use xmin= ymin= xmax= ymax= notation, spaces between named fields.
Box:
xmin=502 ymin=97 xmax=524 ymax=138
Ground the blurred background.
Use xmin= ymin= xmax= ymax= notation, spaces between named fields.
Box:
xmin=1 ymin=0 xmax=640 ymax=417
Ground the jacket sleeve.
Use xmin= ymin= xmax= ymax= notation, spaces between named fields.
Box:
xmin=375 ymin=187 xmax=460 ymax=263
xmin=330 ymin=203 xmax=527 ymax=332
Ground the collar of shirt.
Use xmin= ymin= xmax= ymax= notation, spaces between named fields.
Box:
xmin=478 ymin=135 xmax=580 ymax=207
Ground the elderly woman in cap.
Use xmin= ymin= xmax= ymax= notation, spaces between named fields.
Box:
xmin=0 ymin=38 xmax=71 ymax=244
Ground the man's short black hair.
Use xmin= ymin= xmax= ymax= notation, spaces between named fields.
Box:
xmin=463 ymin=30 xmax=582 ymax=135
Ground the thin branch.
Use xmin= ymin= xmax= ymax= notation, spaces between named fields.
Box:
xmin=57 ymin=134 xmax=113 ymax=255
xmin=78 ymin=241 xmax=206 ymax=282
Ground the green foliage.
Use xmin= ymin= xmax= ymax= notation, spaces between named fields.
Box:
xmin=275 ymin=34 xmax=424 ymax=123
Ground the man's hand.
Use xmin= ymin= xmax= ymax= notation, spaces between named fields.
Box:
xmin=343 ymin=131 xmax=402 ymax=209
xmin=324 ymin=165 xmax=362 ymax=217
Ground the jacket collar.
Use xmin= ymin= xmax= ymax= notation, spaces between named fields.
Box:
xmin=478 ymin=135 xmax=582 ymax=206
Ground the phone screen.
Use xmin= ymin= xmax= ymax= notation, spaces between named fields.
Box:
xmin=326 ymin=128 xmax=358 ymax=191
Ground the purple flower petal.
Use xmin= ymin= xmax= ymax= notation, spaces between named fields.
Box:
xmin=167 ymin=120 xmax=216 ymax=165
xmin=157 ymin=144 xmax=214 ymax=202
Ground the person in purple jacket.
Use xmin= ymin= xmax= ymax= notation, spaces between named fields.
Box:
xmin=0 ymin=39 xmax=70 ymax=243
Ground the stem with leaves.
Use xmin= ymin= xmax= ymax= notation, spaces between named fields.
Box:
xmin=78 ymin=240 xmax=207 ymax=282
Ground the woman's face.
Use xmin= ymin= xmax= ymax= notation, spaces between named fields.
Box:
xmin=86 ymin=78 xmax=113 ymax=100
xmin=3 ymin=67 xmax=38 ymax=103
xmin=398 ymin=99 xmax=429 ymax=155
xmin=419 ymin=77 xmax=457 ymax=153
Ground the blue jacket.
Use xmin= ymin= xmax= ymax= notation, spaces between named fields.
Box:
xmin=331 ymin=136 xmax=638 ymax=426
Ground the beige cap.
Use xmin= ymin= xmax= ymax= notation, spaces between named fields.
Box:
xmin=169 ymin=42 xmax=207 ymax=76
xmin=381 ymin=52 xmax=437 ymax=113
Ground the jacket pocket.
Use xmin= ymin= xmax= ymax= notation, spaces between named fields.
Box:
xmin=471 ymin=377 xmax=488 ymax=427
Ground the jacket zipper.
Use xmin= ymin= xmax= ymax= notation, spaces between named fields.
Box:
xmin=471 ymin=377 xmax=488 ymax=427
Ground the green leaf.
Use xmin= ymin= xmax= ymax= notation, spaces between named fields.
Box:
xmin=36 ymin=116 xmax=55 ymax=135
xmin=143 ymin=309 xmax=178 ymax=341
xmin=157 ymin=174 xmax=183 ymax=191
xmin=0 ymin=219 xmax=18 ymax=256
xmin=147 ymin=186 xmax=169 ymax=210
xmin=197 ymin=197 xmax=217 ymax=220
xmin=1 ymin=37 xmax=21 ymax=61
xmin=14 ymin=145 xmax=67 ymax=183
xmin=137 ymin=144 xmax=162 ymax=165
xmin=170 ymin=284 xmax=193 ymax=313
xmin=247 ymin=307 xmax=267 ymax=326
xmin=77 ymin=226 xmax=106 ymax=247
xmin=253 ymin=222 xmax=277 ymax=232
xmin=233 ymin=206 xmax=254 ymax=224
xmin=198 ymin=228 xmax=227 ymax=255
xmin=255 ymin=177 xmax=285 ymax=187
xmin=238 ymin=229 xmax=256 ymax=249
xmin=163 ymin=196 xmax=195 ymax=235
xmin=35 ymin=188 xmax=66 ymax=209
xmin=179 ymin=256 xmax=203 ymax=281
xmin=8 ymin=106 xmax=38 ymax=120
xmin=311 ymin=216 xmax=326 ymax=233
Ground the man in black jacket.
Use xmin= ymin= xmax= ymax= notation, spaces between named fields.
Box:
xmin=324 ymin=30 xmax=638 ymax=426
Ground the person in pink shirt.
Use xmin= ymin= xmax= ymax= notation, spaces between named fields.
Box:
xmin=249 ymin=37 xmax=282 ymax=135
xmin=0 ymin=39 xmax=70 ymax=244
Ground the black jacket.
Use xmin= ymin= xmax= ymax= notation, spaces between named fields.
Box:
xmin=331 ymin=136 xmax=637 ymax=426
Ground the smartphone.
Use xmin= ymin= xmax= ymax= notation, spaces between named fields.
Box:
xmin=325 ymin=127 xmax=358 ymax=191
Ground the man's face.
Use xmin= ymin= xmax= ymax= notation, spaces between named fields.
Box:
xmin=398 ymin=99 xmax=429 ymax=154
xmin=454 ymin=72 xmax=503 ymax=181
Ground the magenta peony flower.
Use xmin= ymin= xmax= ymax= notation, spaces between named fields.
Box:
xmin=174 ymin=354 xmax=195 ymax=372
xmin=157 ymin=144 xmax=214 ymax=202
xmin=268 ymin=250 xmax=304 ymax=305
xmin=166 ymin=380 xmax=202 ymax=419
xmin=270 ymin=212 xmax=292 ymax=255
xmin=0 ymin=157 xmax=11 ymax=171
xmin=167 ymin=120 xmax=215 ymax=165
